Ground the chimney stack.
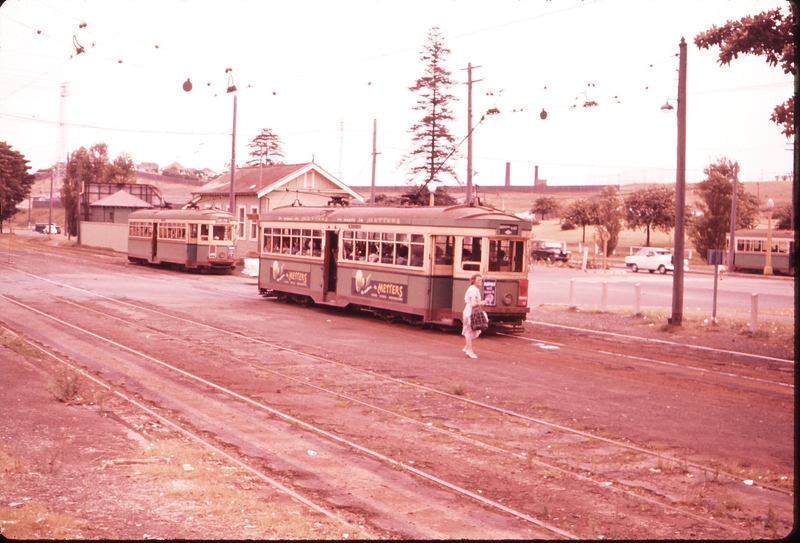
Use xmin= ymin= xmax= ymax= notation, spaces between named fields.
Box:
xmin=505 ymin=162 xmax=511 ymax=187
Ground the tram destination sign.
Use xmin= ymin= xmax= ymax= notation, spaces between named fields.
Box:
xmin=497 ymin=223 xmax=519 ymax=235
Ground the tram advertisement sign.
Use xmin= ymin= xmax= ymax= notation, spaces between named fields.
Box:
xmin=351 ymin=270 xmax=407 ymax=303
xmin=271 ymin=261 xmax=310 ymax=287
xmin=483 ymin=278 xmax=497 ymax=307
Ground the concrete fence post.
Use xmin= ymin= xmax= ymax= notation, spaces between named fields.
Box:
xmin=633 ymin=283 xmax=642 ymax=316
xmin=581 ymin=247 xmax=589 ymax=272
xmin=750 ymin=293 xmax=758 ymax=333
xmin=601 ymin=281 xmax=608 ymax=313
xmin=569 ymin=278 xmax=576 ymax=309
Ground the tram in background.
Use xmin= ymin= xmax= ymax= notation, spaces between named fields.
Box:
xmin=127 ymin=208 xmax=237 ymax=272
xmin=257 ymin=204 xmax=532 ymax=329
xmin=725 ymin=229 xmax=795 ymax=275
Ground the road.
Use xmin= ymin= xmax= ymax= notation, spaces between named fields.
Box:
xmin=528 ymin=266 xmax=794 ymax=314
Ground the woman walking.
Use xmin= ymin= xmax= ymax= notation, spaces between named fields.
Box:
xmin=462 ymin=273 xmax=486 ymax=359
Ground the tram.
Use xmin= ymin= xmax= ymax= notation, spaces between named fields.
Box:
xmin=127 ymin=208 xmax=237 ymax=272
xmin=725 ymin=229 xmax=795 ymax=275
xmin=257 ymin=204 xmax=532 ymax=329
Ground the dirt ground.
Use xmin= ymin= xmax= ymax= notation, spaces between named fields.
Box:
xmin=1 ymin=303 xmax=793 ymax=539
xmin=0 ymin=235 xmax=794 ymax=539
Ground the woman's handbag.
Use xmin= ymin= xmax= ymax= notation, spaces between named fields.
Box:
xmin=471 ymin=306 xmax=489 ymax=331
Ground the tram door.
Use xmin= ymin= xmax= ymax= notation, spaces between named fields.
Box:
xmin=150 ymin=221 xmax=158 ymax=261
xmin=324 ymin=231 xmax=339 ymax=295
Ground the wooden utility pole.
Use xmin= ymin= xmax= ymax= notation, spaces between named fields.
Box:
xmin=727 ymin=163 xmax=739 ymax=270
xmin=462 ymin=63 xmax=481 ymax=205
xmin=370 ymin=118 xmax=378 ymax=205
xmin=229 ymin=94 xmax=237 ymax=214
xmin=670 ymin=38 xmax=687 ymax=326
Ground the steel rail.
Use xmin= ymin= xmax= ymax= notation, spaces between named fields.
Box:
xmin=52 ymin=296 xmax=756 ymax=537
xmin=2 ymin=267 xmax=794 ymax=500
xmin=1 ymin=296 xmax=579 ymax=539
xmin=0 ymin=325 xmax=359 ymax=532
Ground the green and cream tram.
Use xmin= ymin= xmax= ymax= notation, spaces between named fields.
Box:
xmin=725 ymin=229 xmax=795 ymax=275
xmin=127 ymin=208 xmax=237 ymax=272
xmin=257 ymin=205 xmax=532 ymax=328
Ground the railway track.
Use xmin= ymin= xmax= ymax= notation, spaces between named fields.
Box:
xmin=1 ymin=259 xmax=794 ymax=538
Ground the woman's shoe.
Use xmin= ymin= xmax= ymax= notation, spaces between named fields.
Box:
xmin=466 ymin=351 xmax=477 ymax=359
xmin=462 ymin=346 xmax=467 ymax=353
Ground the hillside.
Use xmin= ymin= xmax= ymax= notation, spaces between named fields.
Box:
xmin=357 ymin=180 xmax=793 ymax=216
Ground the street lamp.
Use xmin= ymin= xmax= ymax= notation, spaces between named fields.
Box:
xmin=763 ymin=198 xmax=774 ymax=275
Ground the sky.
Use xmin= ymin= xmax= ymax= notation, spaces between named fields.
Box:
xmin=0 ymin=0 xmax=794 ymax=190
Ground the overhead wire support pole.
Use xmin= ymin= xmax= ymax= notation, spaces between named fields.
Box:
xmin=370 ymin=119 xmax=378 ymax=205
xmin=229 ymin=93 xmax=237 ymax=214
xmin=463 ymin=63 xmax=482 ymax=205
xmin=670 ymin=37 xmax=687 ymax=326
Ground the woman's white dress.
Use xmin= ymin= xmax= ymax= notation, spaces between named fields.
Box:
xmin=461 ymin=284 xmax=482 ymax=340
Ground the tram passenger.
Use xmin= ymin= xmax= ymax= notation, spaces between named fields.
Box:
xmin=312 ymin=239 xmax=322 ymax=257
xmin=411 ymin=245 xmax=424 ymax=267
xmin=381 ymin=245 xmax=394 ymax=264
xmin=462 ymin=273 xmax=486 ymax=359
xmin=396 ymin=246 xmax=408 ymax=265
xmin=368 ymin=245 xmax=380 ymax=262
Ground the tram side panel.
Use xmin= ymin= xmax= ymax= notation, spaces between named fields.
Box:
xmin=259 ymin=256 xmax=327 ymax=302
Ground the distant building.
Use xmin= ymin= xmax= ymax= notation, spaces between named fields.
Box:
xmin=190 ymin=162 xmax=363 ymax=256
xmin=162 ymin=161 xmax=189 ymax=176
xmin=79 ymin=184 xmax=162 ymax=252
xmin=136 ymin=162 xmax=159 ymax=173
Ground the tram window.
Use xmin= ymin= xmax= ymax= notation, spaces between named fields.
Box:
xmin=435 ymin=236 xmax=454 ymax=265
xmin=396 ymin=245 xmax=409 ymax=265
xmin=212 ymin=224 xmax=230 ymax=241
xmin=200 ymin=224 xmax=209 ymax=242
xmin=489 ymin=240 xmax=510 ymax=272
xmin=189 ymin=224 xmax=198 ymax=240
xmin=367 ymin=232 xmax=380 ymax=262
xmin=462 ymin=237 xmax=482 ymax=270
xmin=409 ymin=234 xmax=424 ymax=267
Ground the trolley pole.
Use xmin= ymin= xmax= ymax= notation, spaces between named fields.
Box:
xmin=669 ymin=37 xmax=687 ymax=326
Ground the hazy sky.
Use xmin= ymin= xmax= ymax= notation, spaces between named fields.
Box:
xmin=0 ymin=0 xmax=793 ymax=188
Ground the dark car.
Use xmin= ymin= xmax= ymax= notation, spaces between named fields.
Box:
xmin=530 ymin=239 xmax=571 ymax=262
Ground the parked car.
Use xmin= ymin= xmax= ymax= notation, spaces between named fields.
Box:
xmin=32 ymin=223 xmax=61 ymax=234
xmin=530 ymin=239 xmax=571 ymax=262
xmin=624 ymin=247 xmax=688 ymax=274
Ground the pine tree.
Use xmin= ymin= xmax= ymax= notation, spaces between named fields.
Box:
xmin=398 ymin=27 xmax=460 ymax=191
xmin=247 ymin=128 xmax=285 ymax=167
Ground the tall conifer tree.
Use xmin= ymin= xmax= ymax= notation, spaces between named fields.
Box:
xmin=398 ymin=27 xmax=460 ymax=190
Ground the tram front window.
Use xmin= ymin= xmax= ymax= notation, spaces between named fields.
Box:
xmin=489 ymin=239 xmax=524 ymax=272
xmin=212 ymin=225 xmax=231 ymax=241
xmin=461 ymin=237 xmax=482 ymax=271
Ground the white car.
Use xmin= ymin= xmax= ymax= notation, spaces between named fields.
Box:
xmin=624 ymin=247 xmax=688 ymax=274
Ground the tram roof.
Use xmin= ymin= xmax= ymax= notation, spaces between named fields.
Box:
xmin=728 ymin=229 xmax=795 ymax=239
xmin=260 ymin=204 xmax=532 ymax=230
xmin=129 ymin=208 xmax=235 ymax=221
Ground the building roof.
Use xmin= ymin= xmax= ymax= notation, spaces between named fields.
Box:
xmin=164 ymin=161 xmax=186 ymax=171
xmin=89 ymin=190 xmax=153 ymax=208
xmin=192 ymin=163 xmax=363 ymax=201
